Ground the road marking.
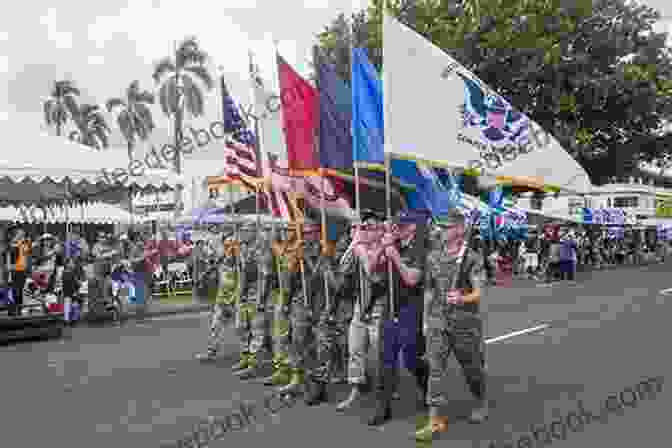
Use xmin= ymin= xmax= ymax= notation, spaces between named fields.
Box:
xmin=659 ymin=288 xmax=672 ymax=295
xmin=144 ymin=311 xmax=210 ymax=322
xmin=486 ymin=323 xmax=550 ymax=344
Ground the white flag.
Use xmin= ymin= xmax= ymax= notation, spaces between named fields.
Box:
xmin=383 ymin=13 xmax=591 ymax=194
xmin=251 ymin=72 xmax=287 ymax=170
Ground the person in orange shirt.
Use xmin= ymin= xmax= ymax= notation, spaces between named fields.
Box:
xmin=9 ymin=229 xmax=33 ymax=316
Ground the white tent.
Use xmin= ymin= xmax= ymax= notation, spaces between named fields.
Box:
xmin=0 ymin=129 xmax=176 ymax=206
xmin=0 ymin=202 xmax=143 ymax=224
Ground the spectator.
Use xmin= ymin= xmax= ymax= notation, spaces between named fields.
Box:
xmin=558 ymin=229 xmax=577 ymax=282
xmin=9 ymin=228 xmax=33 ymax=316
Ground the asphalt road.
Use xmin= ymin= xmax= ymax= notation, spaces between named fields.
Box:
xmin=0 ymin=263 xmax=670 ymax=448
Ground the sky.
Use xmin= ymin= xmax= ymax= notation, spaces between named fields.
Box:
xmin=0 ymin=0 xmax=671 ymax=160
xmin=0 ymin=0 xmax=368 ymax=154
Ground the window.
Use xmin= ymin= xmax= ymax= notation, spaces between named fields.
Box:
xmin=568 ymin=198 xmax=583 ymax=215
xmin=530 ymin=197 xmax=543 ymax=210
xmin=613 ymin=196 xmax=639 ymax=208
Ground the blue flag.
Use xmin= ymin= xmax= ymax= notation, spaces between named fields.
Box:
xmin=352 ymin=48 xmax=384 ymax=165
xmin=317 ymin=59 xmax=353 ymax=169
xmin=391 ymin=158 xmax=460 ymax=217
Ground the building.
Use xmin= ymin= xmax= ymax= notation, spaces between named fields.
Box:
xmin=517 ymin=175 xmax=672 ymax=227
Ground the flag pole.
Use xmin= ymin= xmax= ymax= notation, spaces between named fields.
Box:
xmin=351 ymin=24 xmax=365 ymax=319
xmin=384 ymin=153 xmax=396 ymax=323
xmin=313 ymin=44 xmax=331 ymax=312
xmin=217 ymin=65 xmax=232 ymax=234
xmin=380 ymin=11 xmax=396 ymax=322
xmin=248 ymin=50 xmax=264 ymax=309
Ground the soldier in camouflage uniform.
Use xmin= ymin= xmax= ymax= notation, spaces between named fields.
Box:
xmin=262 ymin=227 xmax=301 ymax=387
xmin=303 ymin=234 xmax=353 ymax=405
xmin=234 ymin=229 xmax=277 ymax=380
xmin=195 ymin=234 xmax=241 ymax=363
xmin=276 ymin=236 xmax=323 ymax=395
xmin=415 ymin=209 xmax=488 ymax=442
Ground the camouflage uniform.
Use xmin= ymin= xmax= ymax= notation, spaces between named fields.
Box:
xmin=235 ymin=234 xmax=276 ymax=379
xmin=278 ymin=240 xmax=322 ymax=393
xmin=304 ymin=246 xmax=354 ymax=403
xmin=424 ymin=229 xmax=486 ymax=408
xmin=204 ymin=253 xmax=240 ymax=356
xmin=264 ymin=238 xmax=299 ymax=386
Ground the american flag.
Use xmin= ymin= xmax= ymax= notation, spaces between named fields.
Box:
xmin=221 ymin=80 xmax=260 ymax=182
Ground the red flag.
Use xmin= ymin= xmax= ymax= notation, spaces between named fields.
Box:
xmin=277 ymin=55 xmax=319 ymax=174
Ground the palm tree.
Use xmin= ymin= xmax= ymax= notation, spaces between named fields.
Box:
xmin=68 ymin=104 xmax=111 ymax=149
xmin=106 ymin=81 xmax=156 ymax=160
xmin=43 ymin=80 xmax=80 ymax=136
xmin=152 ymin=36 xmax=214 ymax=176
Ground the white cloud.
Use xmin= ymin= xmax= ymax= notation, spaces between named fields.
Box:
xmin=87 ymin=55 xmax=106 ymax=66
xmin=39 ymin=8 xmax=73 ymax=50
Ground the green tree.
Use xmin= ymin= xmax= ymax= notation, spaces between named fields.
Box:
xmin=318 ymin=0 xmax=672 ymax=184
xmin=152 ymin=37 xmax=214 ymax=177
xmin=69 ymin=104 xmax=111 ymax=149
xmin=43 ymin=80 xmax=80 ymax=137
xmin=106 ymin=80 xmax=156 ymax=160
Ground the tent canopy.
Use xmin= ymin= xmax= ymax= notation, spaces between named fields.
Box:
xmin=0 ymin=130 xmax=175 ymax=206
xmin=0 ymin=202 xmax=142 ymax=224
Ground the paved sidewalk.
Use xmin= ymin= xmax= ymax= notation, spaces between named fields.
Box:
xmin=83 ymin=300 xmax=212 ymax=322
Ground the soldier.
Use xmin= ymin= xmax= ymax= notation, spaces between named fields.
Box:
xmin=276 ymin=234 xmax=322 ymax=395
xmin=263 ymin=225 xmax=301 ymax=387
xmin=234 ymin=227 xmax=276 ymax=380
xmin=415 ymin=209 xmax=488 ymax=442
xmin=195 ymin=233 xmax=241 ymax=363
xmin=303 ymin=233 xmax=353 ymax=405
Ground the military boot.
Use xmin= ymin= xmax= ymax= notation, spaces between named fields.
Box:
xmin=304 ymin=378 xmax=328 ymax=406
xmin=230 ymin=352 xmax=251 ymax=371
xmin=414 ymin=359 xmax=429 ymax=408
xmin=277 ymin=368 xmax=304 ymax=395
xmin=413 ymin=415 xmax=449 ymax=442
xmin=263 ymin=355 xmax=291 ymax=386
xmin=368 ymin=369 xmax=394 ymax=426
xmin=235 ymin=354 xmax=261 ymax=380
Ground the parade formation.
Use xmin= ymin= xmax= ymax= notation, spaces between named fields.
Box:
xmin=2 ymin=1 xmax=672 ymax=446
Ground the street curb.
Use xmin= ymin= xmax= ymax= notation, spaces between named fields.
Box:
xmin=81 ymin=303 xmax=212 ymax=323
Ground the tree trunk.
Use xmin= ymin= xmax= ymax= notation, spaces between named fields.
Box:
xmin=127 ymin=140 xmax=134 ymax=161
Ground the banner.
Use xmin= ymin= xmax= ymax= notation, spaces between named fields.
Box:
xmin=382 ymin=13 xmax=591 ymax=194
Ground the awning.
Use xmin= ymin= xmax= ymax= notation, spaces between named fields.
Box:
xmin=0 ymin=202 xmax=142 ymax=224
xmin=0 ymin=130 xmax=176 ymax=206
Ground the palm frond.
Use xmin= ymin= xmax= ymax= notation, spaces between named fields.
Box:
xmin=63 ymin=95 xmax=79 ymax=119
xmin=43 ymin=100 xmax=56 ymax=125
xmin=134 ymin=103 xmax=155 ymax=131
xmin=106 ymin=97 xmax=126 ymax=112
xmin=117 ymin=110 xmax=136 ymax=143
xmin=158 ymin=81 xmax=178 ymax=116
xmin=96 ymin=131 xmax=109 ymax=149
xmin=153 ymin=58 xmax=176 ymax=83
xmin=183 ymin=65 xmax=214 ymax=90
xmin=136 ymin=90 xmax=155 ymax=104
xmin=176 ymin=37 xmax=208 ymax=67
xmin=133 ymin=114 xmax=149 ymax=140
xmin=68 ymin=130 xmax=81 ymax=143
